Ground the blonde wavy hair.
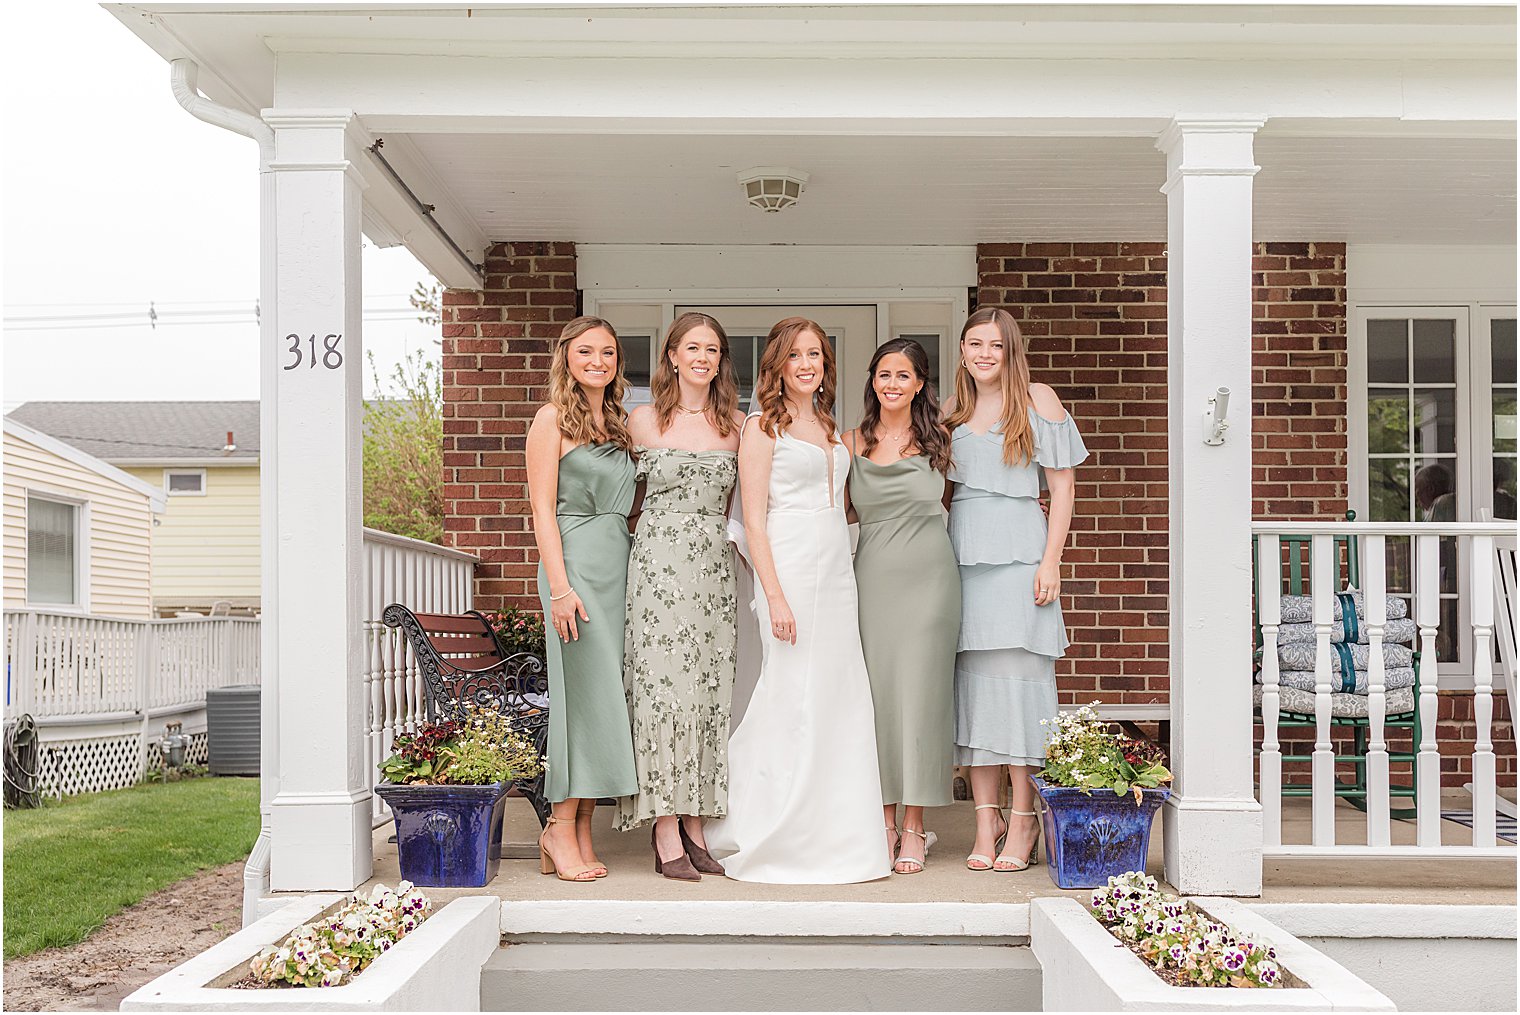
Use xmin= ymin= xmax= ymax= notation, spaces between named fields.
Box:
xmin=650 ymin=312 xmax=740 ymax=437
xmin=755 ymin=317 xmax=838 ymax=441
xmin=548 ymin=316 xmax=633 ymax=451
xmin=944 ymin=307 xmax=1035 ymax=466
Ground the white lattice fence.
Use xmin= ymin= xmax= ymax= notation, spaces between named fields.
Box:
xmin=36 ymin=733 xmax=144 ymax=797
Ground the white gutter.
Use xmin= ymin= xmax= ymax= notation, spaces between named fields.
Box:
xmin=168 ymin=58 xmax=278 ymax=927
xmin=168 ymin=59 xmax=273 ymax=165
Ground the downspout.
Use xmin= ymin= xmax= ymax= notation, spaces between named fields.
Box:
xmin=169 ymin=59 xmax=279 ymax=927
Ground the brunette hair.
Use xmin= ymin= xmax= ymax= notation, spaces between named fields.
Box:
xmin=548 ymin=315 xmax=633 ymax=451
xmin=649 ymin=312 xmax=740 ymax=437
xmin=944 ymin=307 xmax=1035 ymax=466
xmin=858 ymin=339 xmax=953 ymax=474
xmin=754 ymin=317 xmax=837 ymax=441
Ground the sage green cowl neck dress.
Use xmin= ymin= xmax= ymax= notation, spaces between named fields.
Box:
xmin=536 ymin=441 xmax=639 ymax=803
xmin=849 ymin=453 xmax=961 ymax=807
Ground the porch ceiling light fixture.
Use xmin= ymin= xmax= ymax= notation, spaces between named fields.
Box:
xmin=737 ymin=167 xmax=809 ymax=212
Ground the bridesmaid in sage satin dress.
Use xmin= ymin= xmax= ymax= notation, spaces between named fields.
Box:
xmin=843 ymin=338 xmax=961 ymax=875
xmin=526 ymin=316 xmax=639 ymax=883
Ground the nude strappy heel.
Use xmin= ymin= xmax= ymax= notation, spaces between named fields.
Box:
xmin=966 ymin=804 xmax=1008 ymax=871
xmin=993 ymin=808 xmax=1042 ymax=872
xmin=895 ymin=827 xmax=937 ymax=875
xmin=539 ymin=814 xmax=598 ymax=882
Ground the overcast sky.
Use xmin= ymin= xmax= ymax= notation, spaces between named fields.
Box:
xmin=1 ymin=0 xmax=439 ymax=409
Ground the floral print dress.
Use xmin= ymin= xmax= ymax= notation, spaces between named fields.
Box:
xmin=613 ymin=447 xmax=739 ymax=831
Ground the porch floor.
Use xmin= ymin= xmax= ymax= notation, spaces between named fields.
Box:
xmin=357 ymin=792 xmax=1515 ymax=910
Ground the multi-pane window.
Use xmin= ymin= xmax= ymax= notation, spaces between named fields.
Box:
xmin=1491 ymin=317 xmax=1517 ymax=520
xmin=1364 ymin=316 xmax=1461 ymax=663
xmin=1358 ymin=308 xmax=1517 ymax=672
xmin=26 ymin=496 xmax=78 ymax=606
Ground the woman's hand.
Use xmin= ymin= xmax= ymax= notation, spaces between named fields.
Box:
xmin=1033 ymin=561 xmax=1062 ymax=607
xmin=551 ymin=590 xmax=590 ymax=642
xmin=767 ymin=596 xmax=797 ymax=645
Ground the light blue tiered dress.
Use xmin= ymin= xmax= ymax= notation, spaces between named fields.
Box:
xmin=949 ymin=409 xmax=1089 ymax=767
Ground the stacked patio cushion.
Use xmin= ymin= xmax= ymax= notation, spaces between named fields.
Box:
xmin=1254 ymin=590 xmax=1419 ymax=718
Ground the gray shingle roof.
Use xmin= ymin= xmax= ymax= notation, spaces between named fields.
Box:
xmin=5 ymin=402 xmax=260 ymax=462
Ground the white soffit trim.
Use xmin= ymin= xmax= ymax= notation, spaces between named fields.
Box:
xmin=578 ymin=245 xmax=977 ymax=292
xmin=4 ymin=419 xmax=169 ymax=513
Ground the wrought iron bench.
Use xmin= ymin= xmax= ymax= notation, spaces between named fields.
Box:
xmin=381 ymin=604 xmax=551 ymax=826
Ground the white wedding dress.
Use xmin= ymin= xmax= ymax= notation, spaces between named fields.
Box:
xmin=706 ymin=425 xmax=891 ymax=884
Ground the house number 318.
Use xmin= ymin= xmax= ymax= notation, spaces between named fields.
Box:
xmin=283 ymin=334 xmax=343 ymax=371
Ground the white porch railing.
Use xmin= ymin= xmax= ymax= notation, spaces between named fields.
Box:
xmin=1253 ymin=521 xmax=1515 ymax=858
xmin=3 ymin=610 xmax=261 ymax=796
xmin=360 ymin=528 xmax=476 ymax=824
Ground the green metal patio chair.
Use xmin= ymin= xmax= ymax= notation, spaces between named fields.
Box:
xmin=1252 ymin=511 xmax=1423 ymax=819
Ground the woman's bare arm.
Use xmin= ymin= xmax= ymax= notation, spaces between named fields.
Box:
xmin=527 ymin=405 xmax=588 ymax=639
xmin=738 ymin=417 xmax=795 ymax=643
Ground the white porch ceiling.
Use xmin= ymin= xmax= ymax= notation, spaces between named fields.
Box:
xmin=397 ymin=131 xmax=1515 ymax=245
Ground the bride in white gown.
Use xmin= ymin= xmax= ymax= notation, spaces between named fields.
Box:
xmin=705 ymin=317 xmax=891 ymax=884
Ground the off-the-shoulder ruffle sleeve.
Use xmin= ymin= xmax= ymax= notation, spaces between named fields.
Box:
xmin=1032 ymin=412 xmax=1089 ymax=471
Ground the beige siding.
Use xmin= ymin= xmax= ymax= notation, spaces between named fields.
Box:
xmin=124 ymin=465 xmax=260 ymax=605
xmin=3 ymin=432 xmax=155 ymax=619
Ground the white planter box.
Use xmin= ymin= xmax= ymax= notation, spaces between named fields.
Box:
xmin=121 ymin=896 xmax=499 ymax=1012
xmin=1031 ymin=897 xmax=1396 ymax=1012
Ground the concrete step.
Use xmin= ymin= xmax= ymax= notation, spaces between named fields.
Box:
xmin=481 ymin=940 xmax=1041 ymax=1011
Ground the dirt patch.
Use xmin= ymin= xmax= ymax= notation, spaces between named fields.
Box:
xmin=3 ymin=861 xmax=244 ymax=1012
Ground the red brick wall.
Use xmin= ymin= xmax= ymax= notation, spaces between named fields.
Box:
xmin=440 ymin=241 xmax=577 ymax=610
xmin=974 ymin=240 xmax=1350 ymax=706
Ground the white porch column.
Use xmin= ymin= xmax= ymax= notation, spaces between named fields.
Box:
xmin=1157 ymin=120 xmax=1264 ymax=896
xmin=264 ymin=111 xmax=372 ymax=891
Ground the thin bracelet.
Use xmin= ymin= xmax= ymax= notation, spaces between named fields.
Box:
xmin=549 ymin=587 xmax=575 ymax=602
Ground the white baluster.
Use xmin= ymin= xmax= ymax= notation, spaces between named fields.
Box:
xmin=1259 ymin=535 xmax=1284 ymax=847
xmin=1415 ymin=533 xmax=1442 ymax=847
xmin=1311 ymin=533 xmax=1336 ymax=846
xmin=1365 ymin=535 xmax=1391 ymax=845
xmin=1471 ymin=535 xmax=1497 ymax=846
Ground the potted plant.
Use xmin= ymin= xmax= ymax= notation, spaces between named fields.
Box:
xmin=482 ymin=607 xmax=547 ymax=659
xmin=1031 ymin=703 xmax=1173 ymax=889
xmin=374 ymin=704 xmax=544 ymax=888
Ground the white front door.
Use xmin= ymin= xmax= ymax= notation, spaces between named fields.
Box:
xmin=677 ymin=305 xmax=878 ymax=428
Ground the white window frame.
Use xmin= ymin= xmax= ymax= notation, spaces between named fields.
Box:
xmin=1349 ymin=302 xmax=1517 ymax=690
xmin=23 ymin=489 xmax=89 ymax=613
xmin=164 ymin=468 xmax=207 ymax=497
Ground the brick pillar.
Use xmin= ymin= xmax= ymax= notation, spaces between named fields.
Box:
xmin=1251 ymin=241 xmax=1348 ymax=520
xmin=441 ymin=241 xmax=577 ymax=612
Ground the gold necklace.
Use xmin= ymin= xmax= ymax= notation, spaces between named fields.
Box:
xmin=880 ymin=427 xmax=913 ymax=449
xmin=676 ymin=402 xmax=707 ymax=415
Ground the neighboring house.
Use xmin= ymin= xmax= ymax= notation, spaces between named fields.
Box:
xmin=6 ymin=402 xmax=260 ymax=616
xmin=2 ymin=418 xmax=166 ymax=619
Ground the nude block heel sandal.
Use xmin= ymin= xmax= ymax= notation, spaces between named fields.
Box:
xmin=539 ymin=815 xmax=598 ymax=882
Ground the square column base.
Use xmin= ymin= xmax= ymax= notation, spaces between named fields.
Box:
xmin=1163 ymin=794 xmax=1263 ymax=896
xmin=269 ymin=789 xmax=373 ymax=892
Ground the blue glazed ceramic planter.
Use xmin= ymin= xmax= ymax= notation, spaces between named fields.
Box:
xmin=374 ymin=781 xmax=510 ymax=888
xmin=1030 ymin=775 xmax=1170 ymax=890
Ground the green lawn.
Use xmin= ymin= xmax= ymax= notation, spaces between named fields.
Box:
xmin=3 ymin=776 xmax=260 ymax=958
